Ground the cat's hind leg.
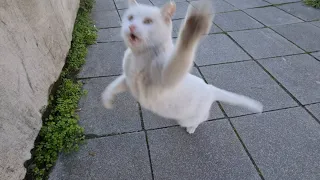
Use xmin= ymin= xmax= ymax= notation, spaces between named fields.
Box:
xmin=178 ymin=111 xmax=210 ymax=134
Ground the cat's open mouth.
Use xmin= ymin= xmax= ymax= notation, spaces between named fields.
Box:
xmin=129 ymin=33 xmax=140 ymax=44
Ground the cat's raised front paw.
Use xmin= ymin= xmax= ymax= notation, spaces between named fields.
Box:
xmin=182 ymin=0 xmax=213 ymax=40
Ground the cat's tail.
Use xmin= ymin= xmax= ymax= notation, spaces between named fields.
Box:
xmin=210 ymin=85 xmax=263 ymax=113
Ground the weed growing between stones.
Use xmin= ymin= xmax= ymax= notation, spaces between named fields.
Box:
xmin=25 ymin=0 xmax=97 ymax=179
xmin=304 ymin=0 xmax=320 ymax=8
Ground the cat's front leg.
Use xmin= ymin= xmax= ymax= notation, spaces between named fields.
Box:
xmin=101 ymin=75 xmax=128 ymax=109
xmin=161 ymin=1 xmax=213 ymax=88
xmin=178 ymin=0 xmax=213 ymax=48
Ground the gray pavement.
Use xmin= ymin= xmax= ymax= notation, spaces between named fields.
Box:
xmin=49 ymin=0 xmax=320 ymax=179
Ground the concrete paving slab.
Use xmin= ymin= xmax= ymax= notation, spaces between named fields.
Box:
xmin=196 ymin=34 xmax=251 ymax=65
xmin=306 ymin=103 xmax=320 ymax=120
xmin=97 ymin=28 xmax=122 ymax=42
xmin=78 ymin=42 xmax=126 ymax=78
xmin=224 ymin=0 xmax=270 ymax=9
xmin=228 ymin=28 xmax=303 ymax=59
xmin=92 ymin=10 xmax=121 ymax=28
xmin=200 ymin=61 xmax=298 ymax=117
xmin=214 ymin=11 xmax=264 ymax=31
xmin=232 ymin=107 xmax=320 ymax=180
xmin=49 ymin=132 xmax=152 ymax=180
xmin=271 ymin=22 xmax=320 ymax=52
xmin=278 ymin=2 xmax=320 ymax=21
xmin=245 ymin=7 xmax=303 ymax=26
xmin=258 ymin=54 xmax=320 ymax=104
xmin=78 ymin=77 xmax=141 ymax=135
xmin=148 ymin=120 xmax=261 ymax=180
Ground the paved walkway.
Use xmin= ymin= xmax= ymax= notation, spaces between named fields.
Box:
xmin=50 ymin=0 xmax=320 ymax=179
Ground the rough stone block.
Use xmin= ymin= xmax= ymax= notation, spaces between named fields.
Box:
xmin=196 ymin=34 xmax=251 ymax=65
xmin=245 ymin=7 xmax=302 ymax=26
xmin=258 ymin=54 xmax=320 ymax=104
xmin=228 ymin=28 xmax=303 ymax=59
xmin=272 ymin=22 xmax=320 ymax=52
xmin=78 ymin=77 xmax=142 ymax=135
xmin=200 ymin=61 xmax=297 ymax=117
xmin=214 ymin=11 xmax=264 ymax=31
xmin=49 ymin=132 xmax=152 ymax=180
xmin=0 ymin=0 xmax=79 ymax=179
xmin=231 ymin=108 xmax=320 ymax=180
xmin=147 ymin=120 xmax=261 ymax=180
xmin=78 ymin=42 xmax=126 ymax=78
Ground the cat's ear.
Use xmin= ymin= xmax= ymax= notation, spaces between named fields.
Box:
xmin=128 ymin=0 xmax=138 ymax=6
xmin=161 ymin=1 xmax=176 ymax=22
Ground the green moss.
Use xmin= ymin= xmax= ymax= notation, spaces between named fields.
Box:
xmin=304 ymin=0 xmax=320 ymax=8
xmin=29 ymin=0 xmax=97 ymax=179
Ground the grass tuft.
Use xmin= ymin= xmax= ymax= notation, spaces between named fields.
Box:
xmin=26 ymin=0 xmax=97 ymax=179
xmin=304 ymin=0 xmax=320 ymax=8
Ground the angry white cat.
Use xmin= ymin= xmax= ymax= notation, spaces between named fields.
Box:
xmin=102 ymin=0 xmax=263 ymax=134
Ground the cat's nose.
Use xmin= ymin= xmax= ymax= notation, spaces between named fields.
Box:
xmin=129 ymin=25 xmax=136 ymax=32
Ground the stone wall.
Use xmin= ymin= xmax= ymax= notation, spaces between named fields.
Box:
xmin=0 ymin=0 xmax=79 ymax=179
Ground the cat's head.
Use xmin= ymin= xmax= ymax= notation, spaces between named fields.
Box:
xmin=121 ymin=0 xmax=176 ymax=51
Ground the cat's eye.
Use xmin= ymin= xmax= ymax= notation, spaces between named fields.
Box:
xmin=143 ymin=18 xmax=153 ymax=24
xmin=128 ymin=15 xmax=134 ymax=21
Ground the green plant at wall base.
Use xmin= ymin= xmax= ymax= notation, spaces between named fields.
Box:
xmin=30 ymin=0 xmax=97 ymax=179
xmin=304 ymin=0 xmax=320 ymax=8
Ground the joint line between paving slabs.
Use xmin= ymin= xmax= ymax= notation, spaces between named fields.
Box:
xmin=219 ymin=102 xmax=265 ymax=180
xmin=310 ymin=52 xmax=320 ymax=62
xmin=99 ymin=26 xmax=121 ymax=30
xmin=112 ymin=0 xmax=122 ymax=20
xmin=268 ymin=28 xmax=308 ymax=53
xmin=196 ymin=63 xmax=266 ymax=179
xmin=77 ymin=74 xmax=121 ymax=80
xmin=138 ymin=104 xmax=155 ymax=180
xmin=148 ymin=0 xmax=154 ymax=6
xmin=271 ymin=2 xmax=307 ymax=22
xmin=231 ymin=2 xmax=314 ymax=55
xmin=223 ymin=29 xmax=320 ymax=125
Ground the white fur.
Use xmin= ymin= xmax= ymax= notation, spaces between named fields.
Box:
xmin=102 ymin=0 xmax=263 ymax=134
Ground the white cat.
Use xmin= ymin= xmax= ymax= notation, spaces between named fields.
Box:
xmin=102 ymin=0 xmax=263 ymax=134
